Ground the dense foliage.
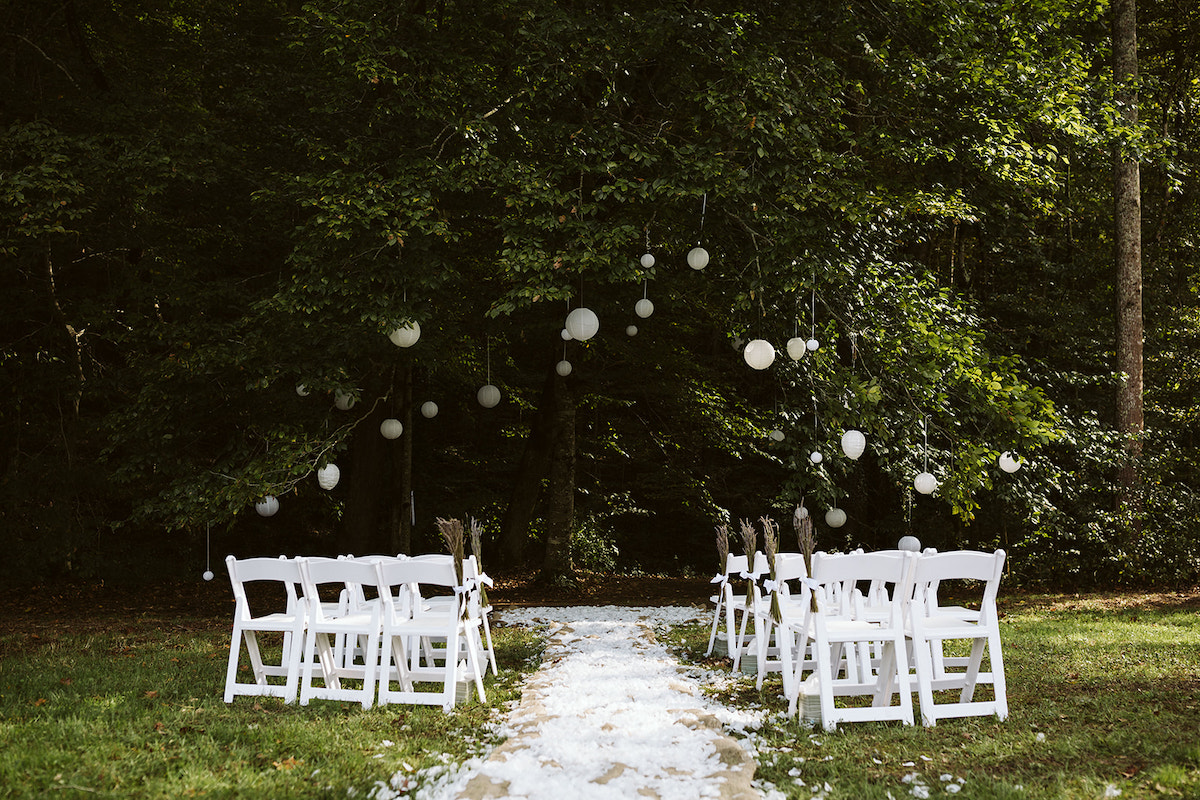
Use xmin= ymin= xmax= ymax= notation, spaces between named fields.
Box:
xmin=2 ymin=0 xmax=1198 ymax=586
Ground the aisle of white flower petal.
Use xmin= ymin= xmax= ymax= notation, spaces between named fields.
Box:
xmin=389 ymin=605 xmax=771 ymax=800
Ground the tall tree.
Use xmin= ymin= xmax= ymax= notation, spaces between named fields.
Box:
xmin=1113 ymin=0 xmax=1144 ymax=536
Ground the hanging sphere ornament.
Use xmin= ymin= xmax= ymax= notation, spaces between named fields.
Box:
xmin=626 ymin=325 xmax=638 ymax=336
xmin=635 ymin=298 xmax=654 ymax=319
xmin=295 ymin=383 xmax=310 ymax=397
xmin=561 ymin=328 xmax=573 ymax=341
xmin=334 ymin=389 xmax=356 ymax=410
xmin=769 ymin=429 xmax=785 ymax=442
xmin=914 ymin=471 xmax=938 ymax=495
xmin=555 ymin=359 xmax=573 ymax=377
xmin=786 ymin=337 xmax=807 ymax=360
xmin=640 ymin=252 xmax=656 ymax=268
xmin=255 ymin=495 xmax=279 ymax=517
xmin=477 ymin=384 xmax=501 ymax=408
xmin=743 ymin=339 xmax=776 ymax=370
xmin=999 ymin=451 xmax=1022 ymax=473
xmin=687 ymin=246 xmax=709 ymax=270
xmin=794 ymin=504 xmax=809 ymax=521
xmin=420 ymin=401 xmax=439 ymax=419
xmin=380 ymin=418 xmax=403 ymax=440
xmin=898 ymin=535 xmax=922 ymax=552
xmin=840 ymin=429 xmax=866 ymax=460
xmin=565 ymin=307 xmax=599 ymax=341
xmin=388 ymin=322 xmax=421 ymax=348
xmin=203 ymin=569 xmax=214 ymax=581
xmin=825 ymin=507 xmax=847 ymax=528
xmin=806 ymin=337 xmax=820 ymax=352
xmin=317 ymin=463 xmax=341 ymax=490
xmin=809 ymin=450 xmax=823 ymax=464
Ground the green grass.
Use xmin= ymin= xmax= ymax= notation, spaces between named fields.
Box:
xmin=670 ymin=592 xmax=1200 ymax=800
xmin=1 ymin=593 xmax=1197 ymax=799
xmin=0 ymin=622 xmax=544 ymax=799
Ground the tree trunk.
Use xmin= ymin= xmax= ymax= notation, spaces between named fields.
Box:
xmin=1113 ymin=0 xmax=1143 ymax=535
xmin=499 ymin=365 xmax=556 ymax=567
xmin=390 ymin=362 xmax=414 ymax=555
xmin=341 ymin=400 xmax=390 ymax=555
xmin=540 ymin=372 xmax=576 ymax=584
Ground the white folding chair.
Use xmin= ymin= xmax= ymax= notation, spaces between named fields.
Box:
xmin=785 ymin=550 xmax=916 ymax=730
xmin=298 ymin=557 xmax=384 ymax=709
xmin=753 ymin=552 xmax=815 ymax=693
xmin=465 ymin=555 xmax=498 ymax=676
xmin=731 ymin=551 xmax=769 ymax=671
xmin=223 ymin=555 xmax=307 ymax=704
xmin=376 ymin=557 xmax=487 ymax=710
xmin=705 ymin=553 xmax=748 ymax=657
xmin=906 ymin=549 xmax=1008 ymax=727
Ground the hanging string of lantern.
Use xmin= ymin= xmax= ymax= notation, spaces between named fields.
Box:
xmin=687 ymin=192 xmax=709 ymax=270
xmin=477 ymin=336 xmax=500 ymax=408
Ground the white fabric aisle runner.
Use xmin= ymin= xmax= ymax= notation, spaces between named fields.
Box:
xmin=453 ymin=605 xmax=761 ymax=800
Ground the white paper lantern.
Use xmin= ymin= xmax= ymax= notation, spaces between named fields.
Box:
xmin=380 ymin=418 xmax=403 ymax=439
xmin=626 ymin=325 xmax=638 ymax=336
xmin=420 ymin=401 xmax=439 ymax=419
xmin=565 ymin=307 xmax=599 ymax=341
xmin=840 ymin=429 xmax=866 ymax=460
xmin=769 ymin=429 xmax=785 ymax=442
xmin=334 ymin=389 xmax=356 ymax=410
xmin=806 ymin=337 xmax=820 ymax=352
xmin=635 ymin=298 xmax=654 ymax=319
xmin=561 ymin=328 xmax=572 ymax=341
xmin=255 ymin=495 xmax=279 ymax=517
xmin=202 ymin=570 xmax=214 ymax=581
xmin=555 ymin=359 xmax=573 ymax=377
xmin=794 ymin=505 xmax=809 ymax=521
xmin=914 ymin=471 xmax=938 ymax=495
xmin=809 ymin=450 xmax=823 ymax=464
xmin=999 ymin=451 xmax=1022 ymax=473
xmin=640 ymin=253 xmax=655 ymax=268
xmin=295 ymin=383 xmax=310 ymax=397
xmin=317 ymin=463 xmax=341 ymax=490
xmin=898 ymin=535 xmax=922 ymax=552
xmin=388 ymin=322 xmax=421 ymax=348
xmin=786 ymin=337 xmax=807 ymax=360
xmin=687 ymin=246 xmax=709 ymax=270
xmin=743 ymin=339 xmax=776 ymax=370
xmin=825 ymin=507 xmax=847 ymax=528
xmin=477 ymin=384 xmax=501 ymax=408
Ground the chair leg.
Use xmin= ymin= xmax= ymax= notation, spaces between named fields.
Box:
xmin=989 ymin=631 xmax=1009 ymax=721
xmin=442 ymin=629 xmax=460 ymax=711
xmin=223 ymin=627 xmax=244 ymax=703
xmin=912 ymin=636 xmax=939 ymax=727
xmin=705 ymin=592 xmax=725 ymax=656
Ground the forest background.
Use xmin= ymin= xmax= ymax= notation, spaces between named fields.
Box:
xmin=3 ymin=0 xmax=1198 ymax=589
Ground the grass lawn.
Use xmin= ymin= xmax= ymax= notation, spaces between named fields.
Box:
xmin=673 ymin=590 xmax=1200 ymax=800
xmin=0 ymin=589 xmax=1196 ymax=799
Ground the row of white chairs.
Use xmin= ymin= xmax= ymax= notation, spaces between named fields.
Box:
xmin=222 ymin=552 xmax=496 ymax=711
xmin=707 ymin=547 xmax=1008 ymax=730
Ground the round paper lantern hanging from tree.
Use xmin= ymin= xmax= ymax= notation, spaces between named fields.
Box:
xmin=380 ymin=418 xmax=403 ymax=439
xmin=388 ymin=322 xmax=421 ymax=348
xmin=743 ymin=339 xmax=776 ymax=370
xmin=565 ymin=307 xmax=599 ymax=341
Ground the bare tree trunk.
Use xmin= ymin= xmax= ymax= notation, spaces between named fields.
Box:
xmin=1113 ymin=0 xmax=1143 ymax=537
xmin=341 ymin=400 xmax=389 ymax=555
xmin=540 ymin=372 xmax=576 ymax=584
xmin=390 ymin=362 xmax=414 ymax=555
xmin=499 ymin=365 xmax=555 ymax=567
